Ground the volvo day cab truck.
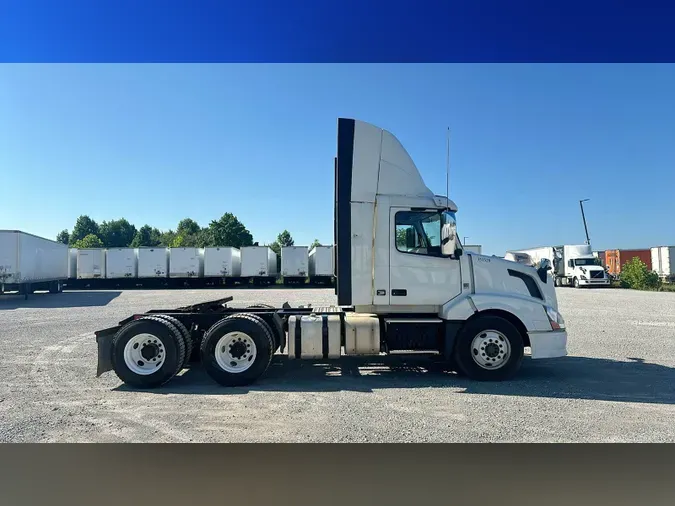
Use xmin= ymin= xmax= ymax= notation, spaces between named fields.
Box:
xmin=507 ymin=244 xmax=609 ymax=288
xmin=94 ymin=118 xmax=568 ymax=389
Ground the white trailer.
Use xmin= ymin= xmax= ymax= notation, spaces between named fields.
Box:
xmin=137 ymin=247 xmax=169 ymax=279
xmin=105 ymin=248 xmax=138 ymax=279
xmin=241 ymin=246 xmax=277 ymax=285
xmin=203 ymin=247 xmax=241 ymax=282
xmin=68 ymin=248 xmax=78 ymax=279
xmin=0 ymin=230 xmax=67 ymax=296
xmin=169 ymin=248 xmax=204 ymax=278
xmin=95 ymin=118 xmax=568 ymax=390
xmin=77 ymin=248 xmax=106 ymax=280
xmin=308 ymin=245 xmax=334 ymax=284
xmin=651 ymin=246 xmax=675 ymax=281
xmin=281 ymin=246 xmax=308 ymax=284
xmin=507 ymin=244 xmax=609 ymax=288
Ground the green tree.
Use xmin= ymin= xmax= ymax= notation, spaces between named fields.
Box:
xmin=276 ymin=230 xmax=294 ymax=247
xmin=177 ymin=218 xmax=201 ymax=236
xmin=169 ymin=234 xmax=186 ymax=248
xmin=56 ymin=230 xmax=70 ymax=245
xmin=159 ymin=230 xmax=177 ymax=247
xmin=70 ymin=215 xmax=100 ymax=244
xmin=208 ymin=213 xmax=253 ymax=248
xmin=99 ymin=218 xmax=137 ymax=248
xmin=131 ymin=225 xmax=161 ymax=247
xmin=310 ymin=239 xmax=322 ymax=249
xmin=72 ymin=233 xmax=104 ymax=249
xmin=619 ymin=257 xmax=661 ymax=290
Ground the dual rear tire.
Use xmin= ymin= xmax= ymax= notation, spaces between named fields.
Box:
xmin=110 ymin=312 xmax=277 ymax=389
xmin=111 ymin=316 xmax=187 ymax=389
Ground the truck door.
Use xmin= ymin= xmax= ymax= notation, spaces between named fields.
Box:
xmin=389 ymin=208 xmax=462 ymax=306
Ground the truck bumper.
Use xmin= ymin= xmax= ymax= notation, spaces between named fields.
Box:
xmin=528 ymin=330 xmax=567 ymax=359
xmin=579 ymin=279 xmax=610 ymax=286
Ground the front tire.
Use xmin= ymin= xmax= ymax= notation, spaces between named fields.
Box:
xmin=453 ymin=315 xmax=524 ymax=381
xmin=200 ymin=313 xmax=275 ymax=387
xmin=573 ymin=277 xmax=580 ymax=288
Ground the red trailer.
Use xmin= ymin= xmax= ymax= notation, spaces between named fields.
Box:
xmin=605 ymin=249 xmax=652 ymax=277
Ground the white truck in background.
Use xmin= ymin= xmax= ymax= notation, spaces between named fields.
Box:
xmin=94 ymin=118 xmax=568 ymax=390
xmin=0 ymin=230 xmax=68 ymax=296
xmin=651 ymin=246 xmax=675 ymax=282
xmin=507 ymin=244 xmax=609 ymax=288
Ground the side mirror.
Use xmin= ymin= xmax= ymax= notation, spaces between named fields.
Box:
xmin=454 ymin=247 xmax=463 ymax=258
xmin=441 ymin=223 xmax=456 ymax=257
xmin=536 ymin=258 xmax=551 ymax=283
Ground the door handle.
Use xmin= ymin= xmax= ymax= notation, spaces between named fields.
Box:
xmin=391 ymin=289 xmax=407 ymax=296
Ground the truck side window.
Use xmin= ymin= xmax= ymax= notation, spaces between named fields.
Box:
xmin=395 ymin=211 xmax=441 ymax=256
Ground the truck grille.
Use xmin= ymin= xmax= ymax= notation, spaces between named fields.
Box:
xmin=590 ymin=270 xmax=604 ymax=279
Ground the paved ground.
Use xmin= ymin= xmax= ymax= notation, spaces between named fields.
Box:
xmin=1 ymin=286 xmax=674 ymax=442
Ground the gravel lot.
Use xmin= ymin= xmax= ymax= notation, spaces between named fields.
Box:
xmin=1 ymin=286 xmax=674 ymax=442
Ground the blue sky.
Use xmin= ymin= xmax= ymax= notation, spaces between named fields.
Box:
xmin=1 ymin=64 xmax=674 ymax=255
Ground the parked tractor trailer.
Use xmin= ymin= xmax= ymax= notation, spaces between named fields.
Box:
xmin=506 ymin=244 xmax=609 ymax=288
xmin=94 ymin=118 xmax=568 ymax=389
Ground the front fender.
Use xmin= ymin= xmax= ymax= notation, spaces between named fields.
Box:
xmin=441 ymin=293 xmax=551 ymax=333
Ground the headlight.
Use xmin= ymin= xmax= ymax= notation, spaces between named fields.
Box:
xmin=545 ymin=305 xmax=566 ymax=330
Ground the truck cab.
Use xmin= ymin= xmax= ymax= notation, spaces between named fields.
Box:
xmin=334 ymin=118 xmax=567 ymax=377
xmin=95 ymin=117 xmax=568 ymax=390
xmin=553 ymin=245 xmax=609 ymax=288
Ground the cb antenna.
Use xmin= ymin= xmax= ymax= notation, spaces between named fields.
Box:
xmin=445 ymin=127 xmax=450 ymax=206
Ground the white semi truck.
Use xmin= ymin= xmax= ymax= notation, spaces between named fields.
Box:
xmin=507 ymin=244 xmax=609 ymax=288
xmin=94 ymin=118 xmax=568 ymax=389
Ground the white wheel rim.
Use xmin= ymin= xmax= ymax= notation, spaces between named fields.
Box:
xmin=470 ymin=330 xmax=511 ymax=370
xmin=214 ymin=332 xmax=257 ymax=373
xmin=123 ymin=333 xmax=166 ymax=375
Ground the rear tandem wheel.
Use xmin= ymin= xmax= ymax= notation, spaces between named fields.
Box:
xmin=110 ymin=316 xmax=186 ymax=389
xmin=200 ymin=313 xmax=276 ymax=387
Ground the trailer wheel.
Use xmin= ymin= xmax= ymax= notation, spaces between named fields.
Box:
xmin=152 ymin=315 xmax=193 ymax=369
xmin=453 ymin=315 xmax=524 ymax=381
xmin=111 ymin=316 xmax=186 ymax=389
xmin=200 ymin=313 xmax=275 ymax=387
xmin=246 ymin=304 xmax=285 ymax=352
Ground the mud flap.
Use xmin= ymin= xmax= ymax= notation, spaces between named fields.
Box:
xmin=95 ymin=327 xmax=118 ymax=377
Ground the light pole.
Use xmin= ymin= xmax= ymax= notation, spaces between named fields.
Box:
xmin=463 ymin=236 xmax=469 ymax=245
xmin=579 ymin=199 xmax=590 ymax=245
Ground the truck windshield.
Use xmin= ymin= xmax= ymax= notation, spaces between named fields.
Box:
xmin=575 ymin=258 xmax=600 ymax=266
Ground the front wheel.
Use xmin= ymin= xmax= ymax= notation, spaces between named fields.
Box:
xmin=453 ymin=315 xmax=524 ymax=381
xmin=573 ymin=277 xmax=580 ymax=288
